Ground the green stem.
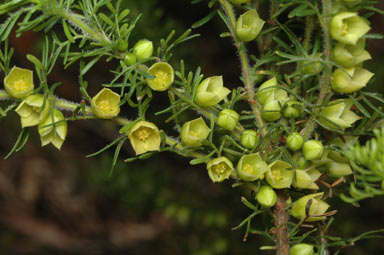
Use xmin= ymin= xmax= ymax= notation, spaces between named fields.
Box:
xmin=301 ymin=0 xmax=332 ymax=140
xmin=219 ymin=0 xmax=265 ymax=137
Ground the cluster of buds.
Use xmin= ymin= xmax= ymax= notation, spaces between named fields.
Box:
xmin=330 ymin=9 xmax=373 ymax=93
xmin=123 ymin=39 xmax=154 ymax=66
xmin=4 ymin=66 xmax=67 ymax=150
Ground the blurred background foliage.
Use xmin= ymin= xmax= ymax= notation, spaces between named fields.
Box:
xmin=0 ymin=0 xmax=384 ymax=254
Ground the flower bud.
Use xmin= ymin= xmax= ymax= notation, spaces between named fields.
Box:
xmin=194 ymin=76 xmax=231 ymax=107
xmin=235 ymin=9 xmax=265 ymax=42
xmin=241 ymin=130 xmax=259 ymax=149
xmin=128 ymin=121 xmax=161 ymax=155
xmin=146 ymin=62 xmax=174 ymax=91
xmin=181 ymin=117 xmax=210 ymax=147
xmin=332 ymin=39 xmax=371 ymax=68
xmin=133 ymin=39 xmax=153 ymax=61
xmin=266 ymin=160 xmax=294 ymax=189
xmin=256 ymin=186 xmax=277 ymax=208
xmin=15 ymin=94 xmax=50 ymax=127
xmin=282 ymin=100 xmax=302 ymax=119
xmin=4 ymin=66 xmax=34 ymax=99
xmin=91 ymin=88 xmax=120 ymax=119
xmin=331 ymin=67 xmax=374 ymax=94
xmin=38 ymin=109 xmax=67 ymax=150
xmin=291 ymin=192 xmax=330 ymax=222
xmin=287 ymin=132 xmax=304 ymax=151
xmin=217 ymin=109 xmax=239 ymax=131
xmin=115 ymin=38 xmax=128 ymax=52
xmin=327 ymin=161 xmax=352 ymax=177
xmin=303 ymin=140 xmax=324 ymax=161
xmin=301 ymin=54 xmax=323 ymax=75
xmin=319 ymin=99 xmax=360 ymax=129
xmin=330 ymin=12 xmax=370 ymax=45
xmin=290 ymin=243 xmax=315 ymax=255
xmin=207 ymin=157 xmax=234 ymax=183
xmin=296 ymin=157 xmax=310 ymax=169
xmin=293 ymin=169 xmax=321 ymax=190
xmin=124 ymin=53 xmax=137 ymax=66
xmin=237 ymin=153 xmax=269 ymax=181
xmin=262 ymin=99 xmax=281 ymax=122
xmin=256 ymin=77 xmax=282 ymax=105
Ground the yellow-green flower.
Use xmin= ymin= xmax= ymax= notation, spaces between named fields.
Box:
xmin=256 ymin=77 xmax=277 ymax=105
xmin=146 ymin=62 xmax=174 ymax=91
xmin=331 ymin=67 xmax=374 ymax=93
xmin=332 ymin=39 xmax=371 ymax=68
xmin=217 ymin=109 xmax=239 ymax=131
xmin=290 ymin=243 xmax=315 ymax=255
xmin=291 ymin=192 xmax=330 ymax=222
xmin=303 ymin=140 xmax=324 ymax=161
xmin=266 ymin=160 xmax=294 ymax=189
xmin=241 ymin=130 xmax=259 ymax=149
xmin=194 ymin=76 xmax=231 ymax=107
xmin=293 ymin=169 xmax=321 ymax=190
xmin=255 ymin=185 xmax=277 ymax=208
xmin=133 ymin=39 xmax=153 ymax=61
xmin=207 ymin=157 xmax=233 ymax=183
xmin=15 ymin=94 xmax=50 ymax=127
xmin=91 ymin=88 xmax=120 ymax=119
xmin=282 ymin=100 xmax=302 ymax=119
xmin=235 ymin=9 xmax=265 ymax=42
xmin=328 ymin=161 xmax=353 ymax=177
xmin=128 ymin=121 xmax=161 ymax=155
xmin=319 ymin=99 xmax=360 ymax=129
xmin=4 ymin=66 xmax=34 ymax=99
xmin=237 ymin=153 xmax=269 ymax=181
xmin=286 ymin=132 xmax=304 ymax=151
xmin=38 ymin=109 xmax=67 ymax=150
xmin=330 ymin=12 xmax=370 ymax=45
xmin=181 ymin=117 xmax=210 ymax=147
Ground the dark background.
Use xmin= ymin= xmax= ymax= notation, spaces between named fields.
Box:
xmin=0 ymin=0 xmax=384 ymax=254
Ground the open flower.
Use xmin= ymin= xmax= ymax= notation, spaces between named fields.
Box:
xmin=91 ymin=88 xmax=120 ymax=119
xmin=330 ymin=12 xmax=370 ymax=45
xmin=235 ymin=9 xmax=265 ymax=42
xmin=128 ymin=121 xmax=161 ymax=155
xmin=331 ymin=67 xmax=374 ymax=93
xmin=291 ymin=192 xmax=330 ymax=222
xmin=15 ymin=94 xmax=50 ymax=127
xmin=194 ymin=76 xmax=231 ymax=107
xmin=332 ymin=39 xmax=371 ymax=68
xmin=38 ymin=109 xmax=67 ymax=150
xmin=237 ymin=153 xmax=269 ymax=181
xmin=181 ymin=117 xmax=210 ymax=147
xmin=207 ymin=157 xmax=233 ymax=183
xmin=146 ymin=62 xmax=174 ymax=91
xmin=266 ymin=160 xmax=294 ymax=189
xmin=319 ymin=99 xmax=360 ymax=129
xmin=293 ymin=169 xmax=322 ymax=190
xmin=4 ymin=66 xmax=34 ymax=99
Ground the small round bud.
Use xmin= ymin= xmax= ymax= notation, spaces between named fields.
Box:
xmin=91 ymin=88 xmax=121 ymax=119
xmin=282 ymin=100 xmax=302 ymax=119
xmin=133 ymin=39 xmax=153 ymax=61
xmin=235 ymin=9 xmax=265 ymax=42
xmin=115 ymin=38 xmax=128 ymax=52
xmin=256 ymin=186 xmax=277 ymax=208
xmin=303 ymin=140 xmax=324 ymax=161
xmin=241 ymin=130 xmax=259 ymax=149
xmin=286 ymin=132 xmax=304 ymax=151
xmin=4 ymin=66 xmax=34 ymax=99
xmin=146 ymin=62 xmax=174 ymax=91
xmin=207 ymin=157 xmax=234 ymax=183
xmin=217 ymin=109 xmax=240 ymax=131
xmin=262 ymin=100 xmax=281 ymax=122
xmin=290 ymin=243 xmax=314 ymax=255
xmin=123 ymin=53 xmax=137 ymax=66
xmin=181 ymin=117 xmax=210 ymax=147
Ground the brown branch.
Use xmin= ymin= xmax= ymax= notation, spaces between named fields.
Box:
xmin=274 ymin=190 xmax=289 ymax=255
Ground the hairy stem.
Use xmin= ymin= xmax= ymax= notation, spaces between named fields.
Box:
xmin=219 ymin=0 xmax=265 ymax=137
xmin=274 ymin=190 xmax=289 ymax=255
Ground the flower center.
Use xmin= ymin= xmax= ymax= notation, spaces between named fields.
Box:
xmin=341 ymin=22 xmax=348 ymax=36
xmin=98 ymin=100 xmax=113 ymax=113
xmin=13 ymin=80 xmax=29 ymax=92
xmin=32 ymin=106 xmax=40 ymax=113
xmin=242 ymin=163 xmax=254 ymax=174
xmin=189 ymin=130 xmax=197 ymax=137
xmin=154 ymin=70 xmax=170 ymax=88
xmin=134 ymin=127 xmax=152 ymax=141
xmin=271 ymin=169 xmax=281 ymax=181
xmin=214 ymin=163 xmax=227 ymax=175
